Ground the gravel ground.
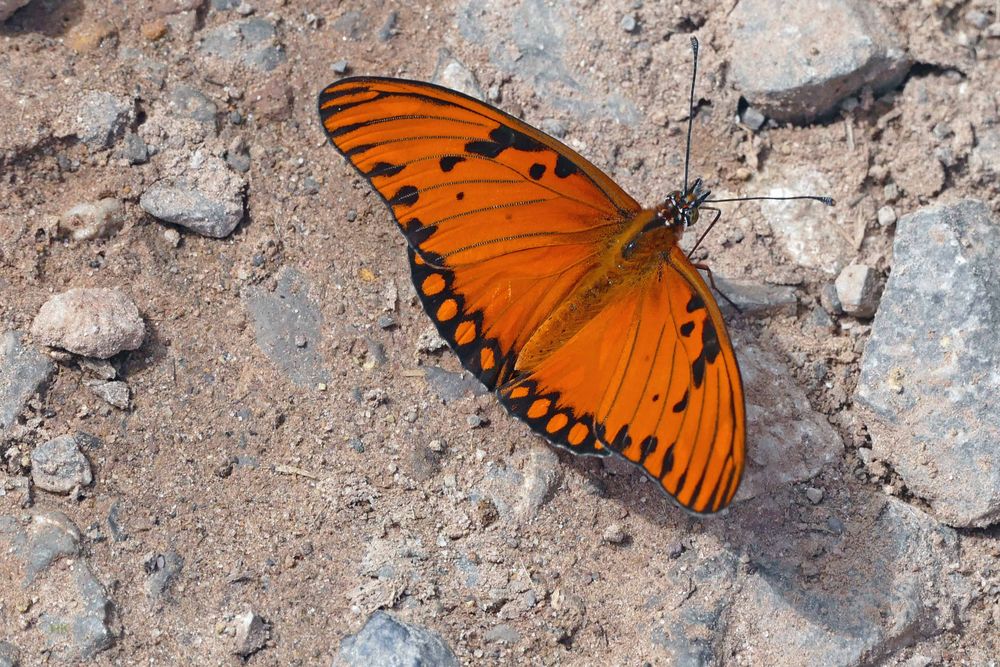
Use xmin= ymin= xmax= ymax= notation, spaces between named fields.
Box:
xmin=1 ymin=0 xmax=1000 ymax=665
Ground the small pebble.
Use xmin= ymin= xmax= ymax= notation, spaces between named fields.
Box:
xmin=742 ymin=106 xmax=767 ymax=131
xmin=804 ymin=487 xmax=824 ymax=504
xmin=602 ymin=523 xmax=627 ymax=545
xmin=233 ymin=610 xmax=270 ymax=658
xmin=835 ymin=264 xmax=881 ymax=318
xmin=332 ymin=60 xmax=350 ymax=74
xmin=87 ymin=380 xmax=130 ymax=409
xmin=164 ymin=228 xmax=181 ymax=247
xmin=31 ymin=434 xmax=94 ymax=494
xmin=376 ymin=314 xmax=396 ymax=329
xmin=877 ymin=205 xmax=897 ymax=227
xmin=466 ymin=414 xmax=485 ymax=429
xmin=620 ymin=13 xmax=638 ymax=33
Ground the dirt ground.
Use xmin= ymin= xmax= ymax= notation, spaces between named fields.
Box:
xmin=2 ymin=0 xmax=1000 ymax=665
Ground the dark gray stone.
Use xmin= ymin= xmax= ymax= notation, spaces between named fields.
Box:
xmin=0 ymin=640 xmax=19 ymax=667
xmin=649 ymin=553 xmax=738 ymax=666
xmin=86 ymin=379 xmax=130 ymax=409
xmin=423 ymin=366 xmax=487 ymax=404
xmin=75 ymin=92 xmax=133 ymax=149
xmin=715 ymin=277 xmax=797 ymax=318
xmin=742 ymin=105 xmax=767 ymax=131
xmin=0 ymin=331 xmax=54 ymax=436
xmin=244 ymin=267 xmax=329 ymax=387
xmin=0 ymin=511 xmax=116 ymax=660
xmin=169 ymin=85 xmax=218 ymax=126
xmin=144 ymin=550 xmax=184 ymax=599
xmin=31 ymin=434 xmax=94 ymax=494
xmin=199 ymin=18 xmax=286 ymax=71
xmin=856 ymin=200 xmax=1000 ymax=527
xmin=140 ymin=155 xmax=246 ymax=238
xmin=338 ymin=611 xmax=459 ymax=667
xmin=729 ymin=0 xmax=911 ymax=122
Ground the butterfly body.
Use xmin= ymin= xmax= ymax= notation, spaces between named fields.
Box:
xmin=319 ymin=76 xmax=745 ymax=513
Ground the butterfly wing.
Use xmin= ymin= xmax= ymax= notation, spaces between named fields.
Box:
xmin=499 ymin=244 xmax=745 ymax=513
xmin=318 ymin=77 xmax=642 ymax=456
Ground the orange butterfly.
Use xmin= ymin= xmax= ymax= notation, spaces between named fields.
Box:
xmin=317 ymin=39 xmax=831 ymax=513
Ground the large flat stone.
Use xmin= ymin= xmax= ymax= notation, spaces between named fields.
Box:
xmin=856 ymin=200 xmax=1000 ymax=527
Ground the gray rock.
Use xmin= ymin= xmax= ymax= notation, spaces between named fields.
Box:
xmin=339 ymin=611 xmax=459 ymax=667
xmin=122 ymin=131 xmax=148 ymax=164
xmin=0 ymin=641 xmax=19 ymax=667
xmin=169 ymin=85 xmax=218 ymax=127
xmin=856 ymin=200 xmax=1000 ymax=527
xmin=0 ymin=330 xmax=54 ymax=436
xmin=244 ymin=267 xmax=329 ymax=387
xmin=736 ymin=343 xmax=844 ymax=504
xmin=970 ymin=126 xmax=1000 ymax=178
xmin=741 ymin=105 xmax=767 ymax=131
xmin=58 ymin=198 xmax=125 ymax=242
xmin=140 ymin=155 xmax=246 ymax=237
xmin=728 ymin=0 xmax=911 ymax=122
xmin=199 ymin=18 xmax=286 ymax=71
xmin=234 ymin=609 xmax=270 ymax=658
xmin=144 ymin=551 xmax=183 ymax=599
xmin=619 ymin=13 xmax=638 ymax=33
xmin=225 ymin=136 xmax=251 ymax=173
xmin=331 ymin=60 xmax=350 ymax=75
xmin=649 ymin=553 xmax=738 ymax=665
xmin=423 ymin=366 xmax=487 ymax=404
xmin=86 ymin=379 xmax=130 ymax=409
xmin=378 ymin=10 xmax=398 ymax=41
xmin=729 ymin=497 xmax=968 ymax=664
xmin=715 ymin=277 xmax=797 ymax=318
xmin=31 ymin=434 xmax=93 ymax=494
xmin=31 ymin=288 xmax=145 ymax=358
xmin=432 ymin=55 xmax=483 ymax=101
xmin=0 ymin=0 xmax=30 ymax=22
xmin=0 ymin=511 xmax=116 ymax=660
xmin=75 ymin=92 xmax=133 ymax=149
xmin=835 ymin=264 xmax=881 ymax=318
xmin=457 ymin=0 xmax=638 ymax=125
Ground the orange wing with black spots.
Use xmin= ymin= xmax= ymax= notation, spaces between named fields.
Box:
xmin=317 ymin=76 xmax=746 ymax=511
xmin=319 ymin=77 xmax=642 ymax=457
xmin=500 ymin=243 xmax=745 ymax=513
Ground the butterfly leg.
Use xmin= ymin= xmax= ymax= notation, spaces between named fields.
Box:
xmin=691 ymin=261 xmax=742 ymax=314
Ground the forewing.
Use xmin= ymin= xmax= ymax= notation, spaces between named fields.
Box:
xmin=318 ymin=77 xmax=643 ymax=456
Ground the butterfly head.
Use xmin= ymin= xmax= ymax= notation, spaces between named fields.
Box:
xmin=657 ymin=177 xmax=711 ymax=229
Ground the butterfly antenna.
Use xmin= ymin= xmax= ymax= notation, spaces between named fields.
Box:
xmin=683 ymin=36 xmax=699 ymax=195
xmin=706 ymin=195 xmax=835 ymax=205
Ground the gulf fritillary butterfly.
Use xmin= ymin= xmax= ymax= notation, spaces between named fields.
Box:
xmin=317 ymin=39 xmax=831 ymax=514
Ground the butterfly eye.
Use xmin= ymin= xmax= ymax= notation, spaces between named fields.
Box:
xmin=689 ymin=208 xmax=700 ymax=225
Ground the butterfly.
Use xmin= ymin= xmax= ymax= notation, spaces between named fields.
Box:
xmin=317 ymin=38 xmax=831 ymax=514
